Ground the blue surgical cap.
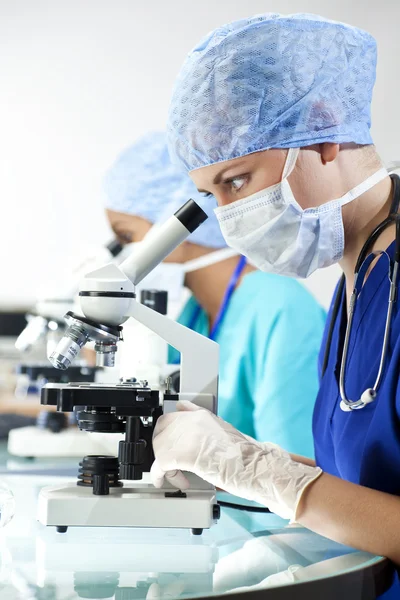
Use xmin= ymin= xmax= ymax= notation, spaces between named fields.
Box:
xmin=167 ymin=13 xmax=377 ymax=172
xmin=104 ymin=131 xmax=226 ymax=248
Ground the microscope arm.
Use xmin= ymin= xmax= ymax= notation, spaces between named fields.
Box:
xmin=127 ymin=300 xmax=219 ymax=399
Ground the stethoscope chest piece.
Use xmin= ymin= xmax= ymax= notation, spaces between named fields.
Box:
xmin=340 ymin=388 xmax=376 ymax=412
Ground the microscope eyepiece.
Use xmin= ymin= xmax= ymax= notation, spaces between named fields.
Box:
xmin=173 ymin=199 xmax=208 ymax=233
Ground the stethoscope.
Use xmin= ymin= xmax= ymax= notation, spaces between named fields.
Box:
xmin=322 ymin=174 xmax=400 ymax=411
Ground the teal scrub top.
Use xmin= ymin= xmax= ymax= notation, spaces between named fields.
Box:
xmin=169 ymin=271 xmax=326 ymax=457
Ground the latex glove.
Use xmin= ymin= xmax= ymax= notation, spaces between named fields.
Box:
xmin=146 ymin=579 xmax=186 ymax=600
xmin=214 ymin=536 xmax=293 ymax=593
xmin=151 ymin=401 xmax=322 ymax=520
xmin=225 ymin=565 xmax=303 ymax=594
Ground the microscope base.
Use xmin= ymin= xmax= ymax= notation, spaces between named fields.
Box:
xmin=8 ymin=426 xmax=112 ymax=458
xmin=37 ymin=479 xmax=219 ymax=533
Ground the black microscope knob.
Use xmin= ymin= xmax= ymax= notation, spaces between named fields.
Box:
xmin=77 ymin=456 xmax=122 ymax=495
xmin=36 ymin=411 xmax=68 ymax=434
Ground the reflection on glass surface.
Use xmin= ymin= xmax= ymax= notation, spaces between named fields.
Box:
xmin=35 ymin=526 xmax=218 ymax=599
xmin=0 ymin=440 xmax=78 ymax=477
xmin=0 ymin=482 xmax=15 ymax=528
xmin=0 ymin=474 xmax=386 ymax=599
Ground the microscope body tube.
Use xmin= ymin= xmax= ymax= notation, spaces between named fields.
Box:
xmin=51 ymin=200 xmax=208 ymax=364
xmin=120 ymin=200 xmax=206 ymax=286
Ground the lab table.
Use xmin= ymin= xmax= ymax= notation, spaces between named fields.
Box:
xmin=0 ymin=470 xmax=392 ymax=600
xmin=0 ymin=440 xmax=77 ymax=477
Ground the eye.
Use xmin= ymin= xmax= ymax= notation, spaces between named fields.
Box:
xmin=224 ymin=175 xmax=249 ymax=194
xmin=200 ymin=191 xmax=212 ymax=198
xmin=230 ymin=177 xmax=246 ymax=191
xmin=116 ymin=231 xmax=133 ymax=244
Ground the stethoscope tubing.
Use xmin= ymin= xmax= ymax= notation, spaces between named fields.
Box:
xmin=339 ymin=251 xmax=398 ymax=410
xmin=325 ymin=175 xmax=400 ymax=411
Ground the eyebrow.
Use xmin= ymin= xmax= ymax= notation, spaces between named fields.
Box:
xmin=110 ymin=223 xmax=123 ymax=234
xmin=111 ymin=220 xmax=131 ymax=231
xmin=213 ymin=160 xmax=248 ymax=184
xmin=196 ymin=160 xmax=250 ymax=193
xmin=110 ymin=223 xmax=132 ymax=239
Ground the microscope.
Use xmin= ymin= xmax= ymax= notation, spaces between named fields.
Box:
xmin=7 ymin=241 xmax=127 ymax=458
xmin=37 ymin=199 xmax=220 ymax=535
xmin=13 ymin=239 xmax=124 ymax=398
xmin=15 ymin=240 xmax=123 ymax=357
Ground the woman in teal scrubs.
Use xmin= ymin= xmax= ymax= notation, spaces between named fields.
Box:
xmin=105 ymin=131 xmax=326 ymax=455
xmin=169 ymin=270 xmax=325 ymax=455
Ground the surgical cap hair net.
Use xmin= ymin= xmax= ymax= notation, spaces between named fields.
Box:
xmin=167 ymin=13 xmax=377 ymax=172
xmin=104 ymin=132 xmax=226 ymax=248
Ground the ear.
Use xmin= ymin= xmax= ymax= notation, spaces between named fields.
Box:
xmin=320 ymin=143 xmax=340 ymax=165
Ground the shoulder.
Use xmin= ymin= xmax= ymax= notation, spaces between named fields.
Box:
xmin=239 ymin=271 xmax=326 ymax=316
xmin=175 ymin=294 xmax=204 ymax=327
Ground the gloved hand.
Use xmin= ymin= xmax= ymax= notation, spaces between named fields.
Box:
xmin=146 ymin=578 xmax=186 ymax=600
xmin=151 ymin=401 xmax=322 ymax=521
xmin=146 ymin=538 xmax=302 ymax=599
xmin=223 ymin=564 xmax=303 ymax=593
xmin=214 ymin=536 xmax=295 ymax=593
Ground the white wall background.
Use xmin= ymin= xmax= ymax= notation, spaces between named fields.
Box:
xmin=0 ymin=0 xmax=399 ymax=309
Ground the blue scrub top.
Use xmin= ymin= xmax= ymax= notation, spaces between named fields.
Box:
xmin=169 ymin=271 xmax=326 ymax=457
xmin=313 ymin=241 xmax=400 ymax=599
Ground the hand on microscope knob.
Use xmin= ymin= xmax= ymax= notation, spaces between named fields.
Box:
xmin=151 ymin=401 xmax=322 ymax=520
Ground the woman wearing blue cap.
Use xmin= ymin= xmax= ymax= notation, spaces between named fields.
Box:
xmin=105 ymin=131 xmax=325 ymax=457
xmin=151 ymin=13 xmax=400 ymax=598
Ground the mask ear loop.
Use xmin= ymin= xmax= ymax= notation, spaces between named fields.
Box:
xmin=182 ymin=248 xmax=239 ymax=273
xmin=282 ymin=148 xmax=300 ymax=180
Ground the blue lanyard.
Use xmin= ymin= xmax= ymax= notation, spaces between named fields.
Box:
xmin=187 ymin=255 xmax=248 ymax=341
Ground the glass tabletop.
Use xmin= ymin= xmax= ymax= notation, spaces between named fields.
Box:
xmin=0 ymin=440 xmax=78 ymax=477
xmin=0 ymin=474 xmax=392 ymax=600
xmin=0 ymin=431 xmax=122 ymax=477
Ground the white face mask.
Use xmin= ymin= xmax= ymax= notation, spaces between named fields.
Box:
xmin=214 ymin=148 xmax=388 ymax=278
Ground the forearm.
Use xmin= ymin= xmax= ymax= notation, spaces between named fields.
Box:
xmin=296 ymin=472 xmax=400 ymax=565
xmin=290 ymin=453 xmax=316 ymax=467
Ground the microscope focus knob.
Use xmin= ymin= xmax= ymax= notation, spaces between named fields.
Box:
xmin=77 ymin=455 xmax=122 ymax=495
xmin=36 ymin=410 xmax=68 ymax=434
xmin=118 ymin=440 xmax=147 ymax=480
